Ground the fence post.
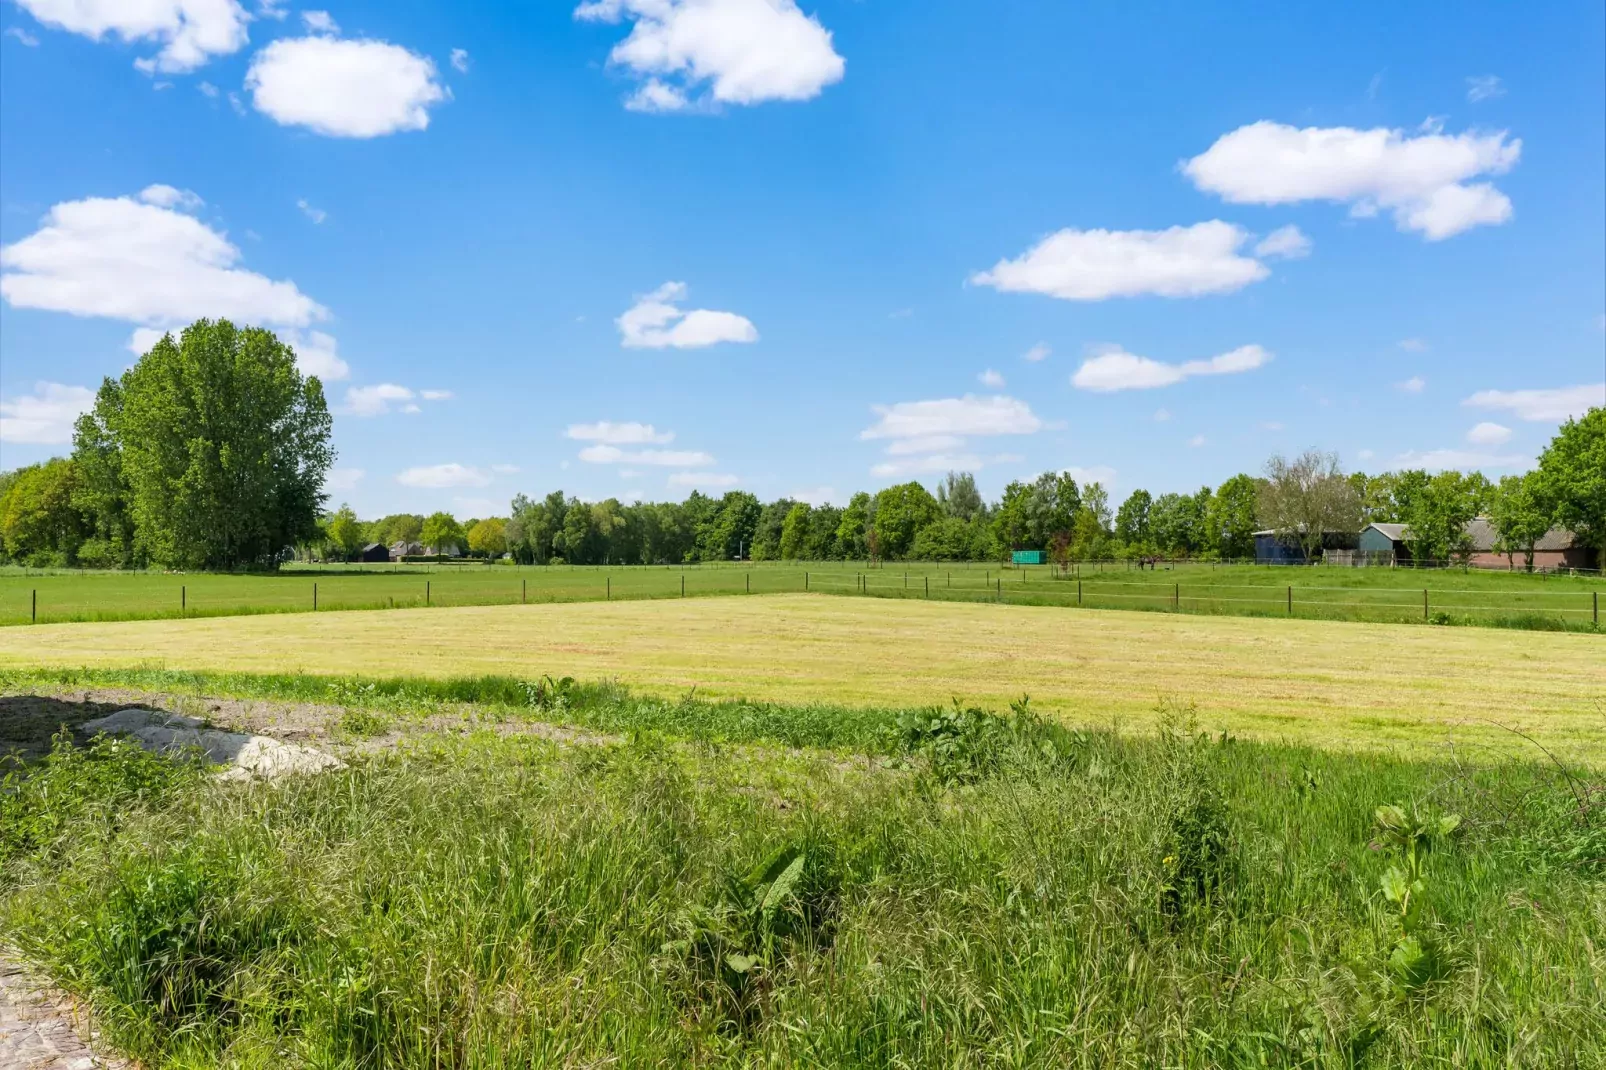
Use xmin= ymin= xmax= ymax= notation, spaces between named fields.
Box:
xmin=925 ymin=576 xmax=929 ymax=598
xmin=1174 ymin=582 xmax=1179 ymax=611
xmin=682 ymin=574 xmax=686 ymax=597
xmin=607 ymin=576 xmax=611 ymax=599
xmin=805 ymin=571 xmax=809 ymax=591
xmin=32 ymin=589 xmax=36 ymax=623
xmin=522 ymin=579 xmax=527 ymax=604
xmin=746 ymin=573 xmax=750 ymax=594
xmin=1077 ymin=579 xmax=1082 ymax=606
xmin=182 ymin=585 xmax=186 ymax=615
xmin=1423 ymin=588 xmax=1428 ymax=621
xmin=996 ymin=577 xmax=1001 ymax=601
xmin=426 ymin=580 xmax=430 ymax=606
xmin=1594 ymin=590 xmax=1598 ymax=625
xmin=1287 ymin=585 xmax=1292 ymax=615
xmin=313 ymin=582 xmax=318 ymax=611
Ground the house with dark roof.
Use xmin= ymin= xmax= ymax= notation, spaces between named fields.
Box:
xmin=1359 ymin=518 xmax=1596 ymax=570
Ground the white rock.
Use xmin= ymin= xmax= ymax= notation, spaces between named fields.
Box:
xmin=80 ymin=709 xmax=342 ymax=780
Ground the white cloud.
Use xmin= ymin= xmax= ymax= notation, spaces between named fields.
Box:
xmin=344 ymin=383 xmax=414 ymax=417
xmin=198 ymin=79 xmax=219 ymax=96
xmin=668 ymin=471 xmax=739 ymax=489
xmin=1392 ymin=448 xmax=1528 ymax=471
xmin=257 ymin=0 xmax=286 ymax=19
xmin=0 ymin=382 xmax=95 ymax=444
xmin=565 ymin=420 xmax=674 ymax=444
xmin=12 ymin=0 xmax=249 ymax=72
xmin=247 ymin=36 xmax=447 ymax=138
xmin=972 ymin=220 xmax=1270 ymax=301
xmin=127 ymin=327 xmax=168 ymax=354
xmin=1022 ymin=342 xmax=1050 ymax=362
xmin=1463 ymin=384 xmax=1603 ymax=422
xmin=861 ymin=394 xmax=1044 ymax=441
xmin=1183 ymin=120 xmax=1520 ymax=240
xmin=871 ymin=453 xmax=986 ymax=478
xmin=978 ymin=368 xmax=1004 ymax=388
xmin=419 ymin=389 xmax=452 ymax=401
xmin=616 ymin=281 xmax=757 ymax=349
xmin=1 ymin=191 xmax=326 ymax=330
xmin=301 ymin=9 xmax=337 ymax=34
xmin=578 ymin=444 xmax=714 ymax=466
xmin=1466 ymin=75 xmax=1504 ymax=103
xmin=450 ymin=47 xmax=469 ymax=72
xmin=137 ymin=183 xmax=203 ymax=211
xmin=790 ymin=485 xmax=835 ymax=506
xmin=1466 ymin=421 xmax=1512 ymax=446
xmin=884 ymin=434 xmax=965 ymax=456
xmin=1071 ymin=343 xmax=1272 ymax=393
xmin=575 ymin=0 xmax=844 ymax=111
xmin=296 ymin=198 xmax=327 ymax=223
xmin=6 ymin=26 xmax=41 ymax=46
xmin=1397 ymin=338 xmax=1428 ymax=352
xmin=280 ymin=329 xmax=347 ymax=381
xmin=1153 ymin=408 xmax=1171 ymax=422
xmin=1254 ymin=224 xmax=1312 ymax=260
xmin=1396 ymin=376 xmax=1426 ymax=393
xmin=227 ymin=90 xmax=245 ymax=114
xmin=1187 ymin=435 xmax=1207 ymax=448
xmin=396 ymin=463 xmax=490 ymax=488
xmin=324 ymin=467 xmax=363 ymax=492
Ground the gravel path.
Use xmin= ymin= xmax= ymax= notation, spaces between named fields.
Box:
xmin=0 ymin=955 xmax=130 ymax=1070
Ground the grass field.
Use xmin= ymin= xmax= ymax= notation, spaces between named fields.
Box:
xmin=2 ymin=677 xmax=1601 ymax=1067
xmin=1 ymin=559 xmax=1602 ymax=630
xmin=2 ymin=595 xmax=1601 ymax=761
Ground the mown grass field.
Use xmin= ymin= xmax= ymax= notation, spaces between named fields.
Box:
xmin=1 ymin=595 xmax=1601 ymax=761
xmin=1 ymin=559 xmax=1601 ymax=629
xmin=1 ymin=673 xmax=1601 ymax=1068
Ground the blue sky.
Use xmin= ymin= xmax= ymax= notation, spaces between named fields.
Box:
xmin=1 ymin=0 xmax=1603 ymax=519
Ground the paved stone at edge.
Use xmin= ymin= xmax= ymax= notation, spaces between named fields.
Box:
xmin=0 ymin=956 xmax=130 ymax=1070
xmin=80 ymin=708 xmax=343 ymax=780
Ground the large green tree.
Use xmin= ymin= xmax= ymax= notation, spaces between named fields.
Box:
xmin=1209 ymin=474 xmax=1261 ymax=560
xmin=0 ymin=458 xmax=87 ymax=566
xmin=327 ymin=504 xmax=364 ymax=560
xmin=72 ymin=320 xmax=333 ymax=569
xmin=1400 ymin=471 xmax=1485 ymax=564
xmin=1536 ymin=407 xmax=1605 ymax=567
xmin=870 ymin=481 xmax=943 ymax=559
xmin=421 ymin=512 xmax=466 ymax=555
xmin=1257 ymin=451 xmax=1362 ymax=561
xmin=1488 ymin=472 xmax=1556 ymax=570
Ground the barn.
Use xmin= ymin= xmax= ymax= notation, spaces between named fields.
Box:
xmin=1360 ymin=518 xmax=1596 ymax=570
xmin=359 ymin=543 xmax=391 ymax=563
xmin=1253 ymin=529 xmax=1360 ymax=564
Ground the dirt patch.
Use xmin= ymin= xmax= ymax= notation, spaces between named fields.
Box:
xmin=1 ymin=687 xmax=614 ymax=769
xmin=0 ymin=952 xmax=131 ymax=1069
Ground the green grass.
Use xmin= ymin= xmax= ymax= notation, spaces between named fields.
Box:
xmin=1 ymin=559 xmax=1600 ymax=630
xmin=1 ymin=684 xmax=1601 ymax=1068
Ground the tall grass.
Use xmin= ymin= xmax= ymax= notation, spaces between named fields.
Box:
xmin=2 ymin=693 xmax=1601 ymax=1067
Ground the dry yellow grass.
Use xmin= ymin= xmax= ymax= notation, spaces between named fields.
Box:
xmin=1 ymin=594 xmax=1601 ymax=759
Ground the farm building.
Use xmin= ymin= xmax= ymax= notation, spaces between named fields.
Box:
xmin=389 ymin=541 xmax=425 ymax=558
xmin=1362 ymin=518 xmax=1597 ymax=570
xmin=1253 ymin=529 xmax=1359 ymax=564
xmin=358 ymin=543 xmax=391 ymax=563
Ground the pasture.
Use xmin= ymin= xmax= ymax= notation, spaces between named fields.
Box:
xmin=2 ymin=595 xmax=1601 ymax=760
xmin=1 ymin=558 xmax=1602 ymax=629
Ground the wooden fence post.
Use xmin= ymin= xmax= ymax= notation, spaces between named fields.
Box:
xmin=426 ymin=580 xmax=430 ymax=606
xmin=1287 ymin=585 xmax=1291 ymax=615
xmin=313 ymin=583 xmax=318 ymax=611
xmin=32 ymin=589 xmax=36 ymax=623
xmin=182 ymin=585 xmax=186 ymax=615
xmin=1423 ymin=589 xmax=1428 ymax=621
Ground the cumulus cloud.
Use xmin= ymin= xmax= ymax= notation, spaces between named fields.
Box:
xmin=861 ymin=394 xmax=1044 ymax=476
xmin=668 ymin=471 xmax=739 ymax=489
xmin=1392 ymin=448 xmax=1527 ymax=471
xmin=1071 ymin=344 xmax=1271 ymax=393
xmin=344 ymin=384 xmax=416 ymax=417
xmin=617 ymin=281 xmax=758 ymax=349
xmin=12 ymin=0 xmax=249 ymax=72
xmin=790 ymin=485 xmax=836 ymax=506
xmin=1466 ymin=75 xmax=1504 ymax=103
xmin=301 ymin=9 xmax=337 ymax=34
xmin=0 ymin=190 xmax=326 ymax=330
xmin=1254 ymin=224 xmax=1312 ymax=259
xmin=418 ymin=389 xmax=452 ymax=401
xmin=324 ymin=467 xmax=363 ymax=492
xmin=396 ymin=463 xmax=490 ymax=488
xmin=1466 ymin=421 xmax=1512 ymax=446
xmin=565 ymin=420 xmax=675 ymax=444
xmin=1396 ymin=376 xmax=1426 ymax=393
xmin=0 ymin=382 xmax=95 ymax=444
xmin=247 ymin=36 xmax=447 ymax=137
xmin=978 ymin=368 xmax=1004 ymax=388
xmin=1463 ymin=384 xmax=1603 ymax=422
xmin=282 ymin=329 xmax=348 ymax=380
xmin=574 ymin=0 xmax=844 ymax=112
xmin=578 ymin=444 xmax=714 ymax=466
xmin=137 ymin=184 xmax=203 ymax=211
xmin=861 ymin=395 xmax=1044 ymax=441
xmin=1182 ymin=120 xmax=1520 ymax=240
xmin=1022 ymin=342 xmax=1050 ymax=362
xmin=971 ymin=221 xmax=1270 ymax=301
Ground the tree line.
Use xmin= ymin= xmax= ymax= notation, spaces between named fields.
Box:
xmin=1 ymin=320 xmax=1601 ymax=571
